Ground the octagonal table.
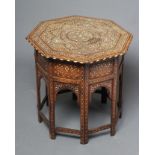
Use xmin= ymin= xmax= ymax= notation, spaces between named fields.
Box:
xmin=26 ymin=16 xmax=132 ymax=144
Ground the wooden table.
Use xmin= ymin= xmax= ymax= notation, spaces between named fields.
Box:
xmin=26 ymin=16 xmax=132 ymax=144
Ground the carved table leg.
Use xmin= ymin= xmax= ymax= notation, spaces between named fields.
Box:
xmin=118 ymin=64 xmax=124 ymax=118
xmin=35 ymin=68 xmax=42 ymax=123
xmin=46 ymin=85 xmax=48 ymax=106
xmin=48 ymin=81 xmax=56 ymax=139
xmin=111 ymin=59 xmax=119 ymax=136
xmin=110 ymin=78 xmax=117 ymax=136
xmin=80 ymin=83 xmax=89 ymax=144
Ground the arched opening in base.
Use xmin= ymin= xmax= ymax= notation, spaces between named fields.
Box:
xmin=55 ymin=89 xmax=80 ymax=130
xmin=88 ymin=87 xmax=111 ymax=130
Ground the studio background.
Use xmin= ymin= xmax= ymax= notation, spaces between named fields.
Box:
xmin=16 ymin=0 xmax=139 ymax=155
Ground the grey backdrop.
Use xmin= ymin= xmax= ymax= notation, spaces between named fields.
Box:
xmin=16 ymin=0 xmax=139 ymax=155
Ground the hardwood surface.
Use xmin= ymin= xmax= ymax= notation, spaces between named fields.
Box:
xmin=27 ymin=16 xmax=132 ymax=64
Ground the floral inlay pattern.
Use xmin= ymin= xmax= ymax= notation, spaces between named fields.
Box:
xmin=53 ymin=62 xmax=84 ymax=79
xmin=27 ymin=16 xmax=132 ymax=63
xmin=89 ymin=59 xmax=114 ymax=79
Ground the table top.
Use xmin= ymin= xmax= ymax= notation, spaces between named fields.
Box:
xmin=26 ymin=16 xmax=132 ymax=63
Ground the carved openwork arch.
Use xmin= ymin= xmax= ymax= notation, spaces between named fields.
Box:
xmin=89 ymin=80 xmax=113 ymax=100
xmin=54 ymin=82 xmax=79 ymax=102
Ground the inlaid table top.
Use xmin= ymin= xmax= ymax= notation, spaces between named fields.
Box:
xmin=26 ymin=16 xmax=132 ymax=63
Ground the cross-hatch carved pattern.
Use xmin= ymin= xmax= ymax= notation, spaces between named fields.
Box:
xmin=27 ymin=16 xmax=132 ymax=63
xmin=89 ymin=60 xmax=113 ymax=79
xmin=53 ymin=62 xmax=84 ymax=79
